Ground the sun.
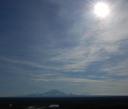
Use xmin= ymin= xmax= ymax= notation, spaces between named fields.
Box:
xmin=94 ymin=2 xmax=110 ymax=19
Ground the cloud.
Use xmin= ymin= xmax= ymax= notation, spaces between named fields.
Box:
xmin=1 ymin=0 xmax=127 ymax=75
xmin=0 ymin=56 xmax=62 ymax=71
xmin=33 ymin=74 xmax=102 ymax=83
xmin=101 ymin=58 xmax=128 ymax=77
xmin=47 ymin=0 xmax=128 ymax=74
xmin=0 ymin=0 xmax=128 ymax=79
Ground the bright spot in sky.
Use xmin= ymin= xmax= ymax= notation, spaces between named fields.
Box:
xmin=94 ymin=2 xmax=110 ymax=19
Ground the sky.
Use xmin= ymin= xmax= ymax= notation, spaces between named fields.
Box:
xmin=0 ymin=0 xmax=128 ymax=97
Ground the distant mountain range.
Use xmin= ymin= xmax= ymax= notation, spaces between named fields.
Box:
xmin=27 ymin=89 xmax=76 ymax=97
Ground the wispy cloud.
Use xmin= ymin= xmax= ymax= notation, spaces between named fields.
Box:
xmin=48 ymin=0 xmax=128 ymax=74
xmin=33 ymin=74 xmax=103 ymax=83
xmin=102 ymin=58 xmax=128 ymax=77
xmin=0 ymin=56 xmax=61 ymax=71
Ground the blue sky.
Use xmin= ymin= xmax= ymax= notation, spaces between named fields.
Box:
xmin=0 ymin=0 xmax=128 ymax=97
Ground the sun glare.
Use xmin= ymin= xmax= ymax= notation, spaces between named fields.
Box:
xmin=94 ymin=2 xmax=110 ymax=19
